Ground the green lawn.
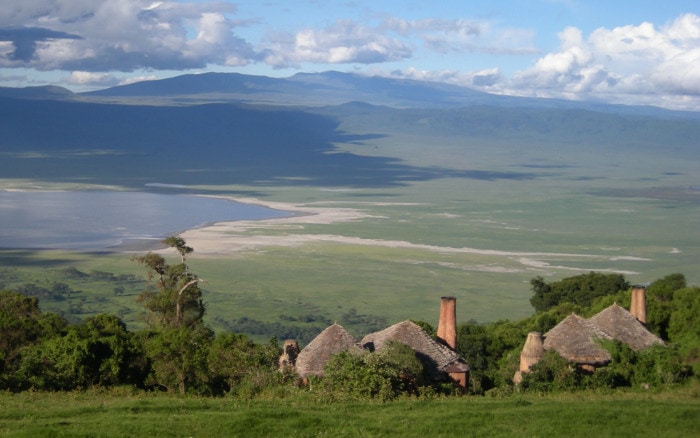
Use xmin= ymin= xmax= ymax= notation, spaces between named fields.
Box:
xmin=0 ymin=387 xmax=698 ymax=437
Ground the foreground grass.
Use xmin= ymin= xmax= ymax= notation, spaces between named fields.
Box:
xmin=1 ymin=387 xmax=698 ymax=437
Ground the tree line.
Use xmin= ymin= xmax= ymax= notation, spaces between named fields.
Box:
xmin=453 ymin=272 xmax=699 ymax=394
xmin=1 ymin=239 xmax=698 ymax=398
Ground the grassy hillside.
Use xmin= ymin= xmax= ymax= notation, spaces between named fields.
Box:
xmin=1 ymin=388 xmax=698 ymax=437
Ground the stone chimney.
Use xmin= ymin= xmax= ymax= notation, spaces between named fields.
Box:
xmin=437 ymin=296 xmax=468 ymax=390
xmin=519 ymin=332 xmax=544 ymax=372
xmin=630 ymin=285 xmax=647 ymax=325
xmin=513 ymin=332 xmax=544 ymax=385
xmin=278 ymin=339 xmax=299 ymax=371
xmin=437 ymin=296 xmax=457 ymax=350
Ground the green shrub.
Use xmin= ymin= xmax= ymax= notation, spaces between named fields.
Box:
xmin=520 ymin=351 xmax=578 ymax=392
xmin=320 ymin=342 xmax=427 ymax=401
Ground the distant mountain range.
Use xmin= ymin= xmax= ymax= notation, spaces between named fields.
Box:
xmin=83 ymin=71 xmax=700 ymax=118
xmin=0 ymin=85 xmax=73 ymax=99
xmin=82 ymin=71 xmax=491 ymax=108
xmin=1 ymin=71 xmax=698 ymax=190
xmin=3 ymin=71 xmax=697 ymax=119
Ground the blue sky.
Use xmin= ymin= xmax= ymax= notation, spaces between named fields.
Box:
xmin=1 ymin=0 xmax=699 ymax=110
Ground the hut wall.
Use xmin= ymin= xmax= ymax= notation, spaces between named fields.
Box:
xmin=449 ymin=371 xmax=467 ymax=390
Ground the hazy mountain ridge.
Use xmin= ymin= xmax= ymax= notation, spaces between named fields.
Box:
xmin=75 ymin=71 xmax=700 ymax=119
xmin=0 ymin=85 xmax=73 ymax=99
xmin=1 ymin=71 xmax=698 ymax=190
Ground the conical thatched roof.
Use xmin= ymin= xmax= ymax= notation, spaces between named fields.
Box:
xmin=544 ymin=314 xmax=612 ymax=366
xmin=360 ymin=320 xmax=469 ymax=379
xmin=295 ymin=323 xmax=360 ymax=378
xmin=589 ymin=303 xmax=664 ymax=350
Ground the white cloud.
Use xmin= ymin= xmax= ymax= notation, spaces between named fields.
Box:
xmin=1 ymin=2 xmax=698 ymax=110
xmin=0 ymin=0 xmax=254 ymax=71
xmin=385 ymin=66 xmax=502 ymax=89
xmin=261 ymin=16 xmax=537 ymax=69
xmin=382 ymin=17 xmax=538 ymax=55
xmin=182 ymin=12 xmax=254 ymax=66
xmin=118 ymin=74 xmax=157 ymax=85
xmin=62 ymin=70 xmax=157 ymax=89
xmin=497 ymin=13 xmax=700 ymax=109
xmin=263 ymin=19 xmax=412 ymax=68
xmin=66 ymin=71 xmax=117 ymax=86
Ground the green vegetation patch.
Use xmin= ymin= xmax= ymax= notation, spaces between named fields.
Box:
xmin=0 ymin=389 xmax=698 ymax=437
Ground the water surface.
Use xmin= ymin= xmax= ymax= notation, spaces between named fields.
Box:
xmin=0 ymin=191 xmax=289 ymax=250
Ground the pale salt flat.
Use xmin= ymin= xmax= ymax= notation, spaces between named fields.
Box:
xmin=175 ymin=196 xmax=650 ymax=275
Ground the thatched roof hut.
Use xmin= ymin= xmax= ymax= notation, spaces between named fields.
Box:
xmin=589 ymin=303 xmax=664 ymax=350
xmin=360 ymin=320 xmax=469 ymax=380
xmin=515 ymin=297 xmax=666 ymax=380
xmin=295 ymin=323 xmax=360 ymax=378
xmin=543 ymin=314 xmax=612 ymax=368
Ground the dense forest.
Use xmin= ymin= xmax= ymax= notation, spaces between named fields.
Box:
xmin=1 ymin=239 xmax=698 ymax=399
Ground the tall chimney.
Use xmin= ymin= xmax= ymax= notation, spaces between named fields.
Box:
xmin=630 ymin=285 xmax=647 ymax=325
xmin=437 ymin=296 xmax=457 ymax=349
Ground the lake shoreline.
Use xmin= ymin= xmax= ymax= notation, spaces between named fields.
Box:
xmin=0 ymin=190 xmax=293 ymax=251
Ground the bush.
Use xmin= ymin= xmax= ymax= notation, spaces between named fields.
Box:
xmin=320 ymin=342 xmax=427 ymax=401
xmin=631 ymin=345 xmax=691 ymax=386
xmin=519 ymin=351 xmax=578 ymax=392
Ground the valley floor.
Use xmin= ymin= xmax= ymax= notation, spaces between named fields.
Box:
xmin=176 ymin=196 xmax=651 ymax=276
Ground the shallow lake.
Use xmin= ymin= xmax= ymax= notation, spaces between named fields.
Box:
xmin=0 ymin=191 xmax=290 ymax=250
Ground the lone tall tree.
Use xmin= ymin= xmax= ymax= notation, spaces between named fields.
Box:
xmin=134 ymin=238 xmax=212 ymax=394
xmin=134 ymin=238 xmax=204 ymax=328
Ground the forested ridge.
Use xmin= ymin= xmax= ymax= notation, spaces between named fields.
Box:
xmin=1 ymin=240 xmax=698 ymax=398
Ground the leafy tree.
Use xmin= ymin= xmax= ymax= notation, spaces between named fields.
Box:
xmin=16 ymin=314 xmax=143 ymax=391
xmin=0 ymin=291 xmax=67 ymax=390
xmin=17 ymin=327 xmax=93 ymax=391
xmin=529 ymin=272 xmax=629 ymax=312
xmin=163 ymin=236 xmax=193 ymax=265
xmin=455 ymin=319 xmax=529 ymax=394
xmin=455 ymin=323 xmax=491 ymax=393
xmin=668 ymin=286 xmax=700 ymax=375
xmin=631 ymin=344 xmax=690 ymax=386
xmin=142 ymin=325 xmax=214 ymax=394
xmin=134 ymin=238 xmax=212 ymax=394
xmin=646 ymin=273 xmax=687 ymax=339
xmin=586 ymin=289 xmax=630 ymax=317
xmin=0 ymin=292 xmax=44 ymax=372
xmin=79 ymin=314 xmax=147 ymax=386
xmin=529 ymin=276 xmax=555 ymax=312
xmin=207 ymin=332 xmax=280 ymax=395
xmin=133 ymin=240 xmax=204 ymax=329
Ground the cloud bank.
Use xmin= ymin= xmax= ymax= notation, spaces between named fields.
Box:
xmin=501 ymin=14 xmax=700 ymax=108
xmin=0 ymin=1 xmax=698 ymax=110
